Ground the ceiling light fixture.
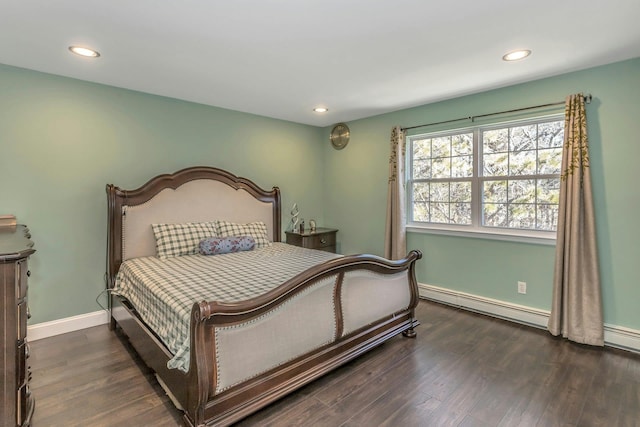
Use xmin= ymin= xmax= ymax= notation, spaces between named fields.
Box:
xmin=313 ymin=107 xmax=328 ymax=113
xmin=68 ymin=46 xmax=100 ymax=58
xmin=502 ymin=49 xmax=531 ymax=61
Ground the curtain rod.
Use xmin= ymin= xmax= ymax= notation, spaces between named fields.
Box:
xmin=402 ymin=94 xmax=592 ymax=132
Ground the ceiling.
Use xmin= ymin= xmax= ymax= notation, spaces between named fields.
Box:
xmin=1 ymin=1 xmax=639 ymax=127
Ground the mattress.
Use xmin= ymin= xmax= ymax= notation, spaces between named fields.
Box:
xmin=113 ymin=242 xmax=340 ymax=372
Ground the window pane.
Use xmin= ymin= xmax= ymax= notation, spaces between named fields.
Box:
xmin=412 ymin=183 xmax=429 ymax=202
xmin=452 ymin=133 xmax=473 ymax=155
xmin=538 ymin=148 xmax=562 ymax=174
xmin=451 ymin=202 xmax=472 ymax=225
xmin=508 ymin=179 xmax=536 ymax=204
xmin=537 ymin=204 xmax=558 ymax=230
xmin=537 ymin=178 xmax=560 ymax=204
xmin=413 ymin=202 xmax=429 ymax=222
xmin=483 ymin=152 xmax=508 ymax=176
xmin=431 ymin=137 xmax=451 ymax=158
xmin=483 ymin=203 xmax=507 ymax=227
xmin=451 ymin=155 xmax=473 ymax=177
xmin=510 ymin=125 xmax=537 ymax=151
xmin=413 ymin=139 xmax=431 ymax=159
xmin=429 ymin=182 xmax=449 ymax=202
xmin=431 ymin=202 xmax=450 ymax=223
xmin=509 ymin=150 xmax=536 ymax=176
xmin=451 ymin=181 xmax=472 ymax=202
xmin=483 ymin=180 xmax=507 ymax=203
xmin=508 ymin=204 xmax=536 ymax=229
xmin=483 ymin=128 xmax=508 ymax=153
xmin=538 ymin=122 xmax=564 ymax=148
xmin=431 ymin=157 xmax=451 ymax=178
xmin=412 ymin=159 xmax=431 ymax=179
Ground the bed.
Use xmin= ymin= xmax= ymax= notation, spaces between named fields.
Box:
xmin=106 ymin=166 xmax=421 ymax=426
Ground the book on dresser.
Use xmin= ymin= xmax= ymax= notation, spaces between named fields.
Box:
xmin=1 ymin=225 xmax=35 ymax=427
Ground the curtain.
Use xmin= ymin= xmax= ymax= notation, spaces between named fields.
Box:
xmin=384 ymin=126 xmax=407 ymax=260
xmin=547 ymin=94 xmax=604 ymax=346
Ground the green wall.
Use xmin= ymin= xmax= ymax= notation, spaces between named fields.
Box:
xmin=323 ymin=58 xmax=640 ymax=330
xmin=2 ymin=58 xmax=639 ymax=332
xmin=0 ymin=64 xmax=325 ymax=324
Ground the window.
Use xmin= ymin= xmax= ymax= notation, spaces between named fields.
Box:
xmin=407 ymin=116 xmax=563 ymax=242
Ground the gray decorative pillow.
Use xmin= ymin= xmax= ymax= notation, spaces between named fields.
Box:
xmin=199 ymin=236 xmax=256 ymax=255
xmin=152 ymin=222 xmax=218 ymax=259
xmin=216 ymin=221 xmax=271 ymax=248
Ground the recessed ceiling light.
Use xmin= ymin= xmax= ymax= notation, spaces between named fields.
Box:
xmin=68 ymin=46 xmax=100 ymax=58
xmin=502 ymin=49 xmax=531 ymax=61
xmin=313 ymin=107 xmax=328 ymax=113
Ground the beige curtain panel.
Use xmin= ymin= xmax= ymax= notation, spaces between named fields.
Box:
xmin=384 ymin=126 xmax=407 ymax=260
xmin=548 ymin=94 xmax=604 ymax=346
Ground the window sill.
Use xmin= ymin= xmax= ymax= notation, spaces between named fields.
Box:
xmin=406 ymin=225 xmax=556 ymax=246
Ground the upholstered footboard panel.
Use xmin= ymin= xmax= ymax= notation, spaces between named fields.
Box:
xmin=341 ymin=271 xmax=411 ymax=336
xmin=213 ymin=276 xmax=337 ymax=393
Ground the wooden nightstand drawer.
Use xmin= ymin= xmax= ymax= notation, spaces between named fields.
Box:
xmin=307 ymin=232 xmax=335 ymax=249
xmin=285 ymin=227 xmax=338 ymax=253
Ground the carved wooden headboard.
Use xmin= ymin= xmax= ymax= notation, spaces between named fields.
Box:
xmin=106 ymin=166 xmax=281 ymax=287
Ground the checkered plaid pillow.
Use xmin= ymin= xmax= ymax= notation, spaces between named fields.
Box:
xmin=216 ymin=221 xmax=271 ymax=248
xmin=151 ymin=222 xmax=219 ymax=259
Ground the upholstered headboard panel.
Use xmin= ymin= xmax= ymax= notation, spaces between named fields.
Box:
xmin=122 ymin=179 xmax=275 ymax=260
xmin=106 ymin=167 xmax=281 ymax=286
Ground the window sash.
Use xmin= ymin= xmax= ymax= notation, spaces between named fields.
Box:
xmin=406 ymin=115 xmax=562 ymax=239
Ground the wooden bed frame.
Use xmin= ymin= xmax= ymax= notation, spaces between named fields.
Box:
xmin=106 ymin=166 xmax=421 ymax=426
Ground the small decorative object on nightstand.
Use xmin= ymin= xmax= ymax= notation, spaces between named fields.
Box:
xmin=285 ymin=227 xmax=338 ymax=253
xmin=288 ymin=203 xmax=299 ymax=232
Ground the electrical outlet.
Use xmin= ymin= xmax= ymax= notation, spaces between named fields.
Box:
xmin=518 ymin=281 xmax=527 ymax=294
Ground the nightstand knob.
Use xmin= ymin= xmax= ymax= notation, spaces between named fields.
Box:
xmin=27 ymin=270 xmax=31 ymax=277
xmin=320 ymin=238 xmax=327 ymax=244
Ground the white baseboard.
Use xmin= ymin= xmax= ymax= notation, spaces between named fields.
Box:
xmin=418 ymin=283 xmax=640 ymax=354
xmin=604 ymin=324 xmax=640 ymax=353
xmin=28 ymin=310 xmax=109 ymax=341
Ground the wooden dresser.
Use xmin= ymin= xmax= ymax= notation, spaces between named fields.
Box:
xmin=1 ymin=225 xmax=35 ymax=427
xmin=285 ymin=227 xmax=338 ymax=253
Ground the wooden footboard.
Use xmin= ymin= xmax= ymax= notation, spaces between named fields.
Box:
xmin=181 ymin=251 xmax=421 ymax=426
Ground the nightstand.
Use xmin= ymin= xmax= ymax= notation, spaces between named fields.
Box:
xmin=285 ymin=227 xmax=338 ymax=253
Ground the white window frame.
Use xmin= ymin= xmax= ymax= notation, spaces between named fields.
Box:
xmin=406 ymin=114 xmax=563 ymax=245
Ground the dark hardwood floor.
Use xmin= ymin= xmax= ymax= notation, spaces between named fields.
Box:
xmin=29 ymin=300 xmax=640 ymax=426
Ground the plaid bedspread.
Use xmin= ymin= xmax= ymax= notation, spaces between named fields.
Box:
xmin=113 ymin=243 xmax=340 ymax=372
